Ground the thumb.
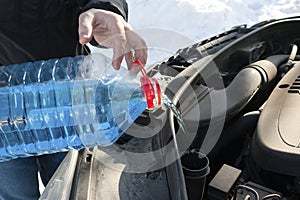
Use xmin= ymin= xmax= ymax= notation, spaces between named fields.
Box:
xmin=78 ymin=12 xmax=94 ymax=44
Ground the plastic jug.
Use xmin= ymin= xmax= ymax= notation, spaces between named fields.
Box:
xmin=0 ymin=54 xmax=161 ymax=162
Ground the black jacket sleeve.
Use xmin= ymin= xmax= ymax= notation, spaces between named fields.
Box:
xmin=80 ymin=0 xmax=128 ymax=21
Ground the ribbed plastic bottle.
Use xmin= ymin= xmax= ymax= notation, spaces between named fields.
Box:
xmin=0 ymin=54 xmax=161 ymax=162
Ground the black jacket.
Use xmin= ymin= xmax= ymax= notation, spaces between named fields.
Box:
xmin=0 ymin=0 xmax=128 ymax=66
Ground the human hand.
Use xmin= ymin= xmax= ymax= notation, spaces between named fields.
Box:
xmin=78 ymin=8 xmax=147 ymax=71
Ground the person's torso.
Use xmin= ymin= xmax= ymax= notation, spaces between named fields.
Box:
xmin=0 ymin=0 xmax=80 ymax=65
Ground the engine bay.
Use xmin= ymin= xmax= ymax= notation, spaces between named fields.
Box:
xmin=145 ymin=17 xmax=300 ymax=200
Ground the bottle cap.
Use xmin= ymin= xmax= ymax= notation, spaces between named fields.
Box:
xmin=134 ymin=60 xmax=161 ymax=109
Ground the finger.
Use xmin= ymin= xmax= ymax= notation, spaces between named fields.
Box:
xmin=125 ymin=29 xmax=148 ymax=65
xmin=78 ymin=11 xmax=95 ymax=44
xmin=125 ymin=46 xmax=134 ymax=68
xmin=125 ymin=48 xmax=139 ymax=73
xmin=134 ymin=48 xmax=148 ymax=66
xmin=107 ymin=19 xmax=127 ymax=69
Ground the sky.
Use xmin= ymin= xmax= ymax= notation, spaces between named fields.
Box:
xmin=128 ymin=0 xmax=300 ymax=41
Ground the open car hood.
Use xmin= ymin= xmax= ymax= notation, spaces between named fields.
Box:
xmin=41 ymin=16 xmax=300 ymax=200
